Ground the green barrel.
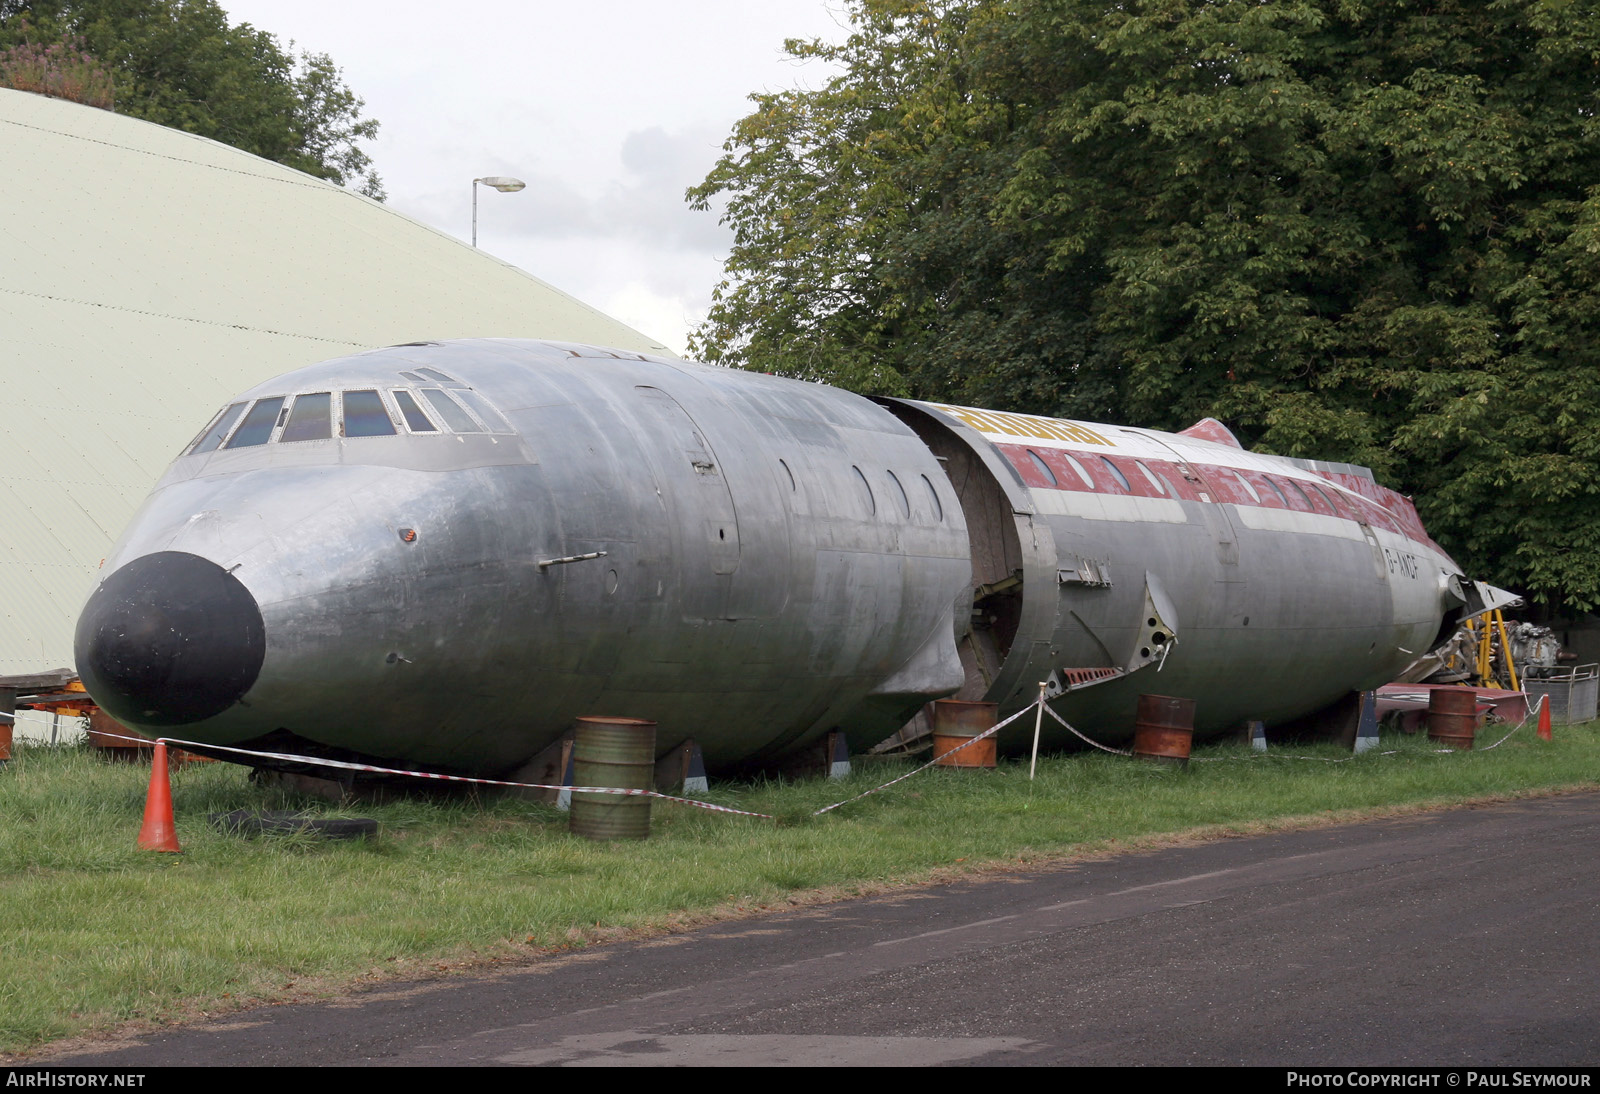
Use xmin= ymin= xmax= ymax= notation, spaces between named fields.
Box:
xmin=569 ymin=716 xmax=657 ymax=841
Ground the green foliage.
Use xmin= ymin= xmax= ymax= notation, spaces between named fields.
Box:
xmin=689 ymin=1 xmax=951 ymax=395
xmin=694 ymin=0 xmax=1600 ymax=608
xmin=0 ymin=0 xmax=384 ymax=198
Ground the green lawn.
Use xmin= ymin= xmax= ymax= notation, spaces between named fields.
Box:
xmin=2 ymin=717 xmax=1595 ymax=1055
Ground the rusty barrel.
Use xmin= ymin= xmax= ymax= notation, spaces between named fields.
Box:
xmin=569 ymin=716 xmax=657 ymax=841
xmin=1427 ymin=687 xmax=1478 ymax=750
xmin=1132 ymin=694 xmax=1196 ymax=766
xmin=931 ymin=699 xmax=998 ymax=768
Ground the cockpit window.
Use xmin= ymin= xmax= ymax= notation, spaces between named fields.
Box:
xmin=398 ymin=371 xmax=424 ymax=382
xmin=392 ymin=390 xmax=438 ymax=432
xmin=454 ymin=389 xmax=510 ymax=433
xmin=188 ymin=382 xmax=515 ymax=455
xmin=190 ymin=402 xmax=247 ymax=454
xmin=280 ymin=392 xmax=332 ymax=443
xmin=342 ymin=390 xmax=397 ymax=437
xmin=420 ymin=388 xmax=481 ymax=432
xmin=415 ymin=368 xmax=456 ymax=382
xmin=225 ymin=397 xmax=286 ymax=449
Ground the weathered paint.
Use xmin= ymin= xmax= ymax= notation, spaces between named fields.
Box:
xmin=75 ymin=339 xmax=1482 ymax=775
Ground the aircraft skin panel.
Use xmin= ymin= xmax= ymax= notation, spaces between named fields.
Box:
xmin=924 ymin=400 xmax=1436 ymax=547
xmin=887 ymin=397 xmax=1460 ymax=745
xmin=1030 ymin=488 xmax=1189 ymax=525
xmin=76 ymin=340 xmax=1473 ymax=775
xmin=81 ymin=341 xmax=972 ymax=772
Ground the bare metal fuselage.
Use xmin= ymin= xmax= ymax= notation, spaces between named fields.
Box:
xmin=76 ymin=340 xmax=1472 ymax=774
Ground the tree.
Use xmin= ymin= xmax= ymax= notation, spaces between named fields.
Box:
xmin=692 ymin=0 xmax=1600 ymax=609
xmin=689 ymin=1 xmax=1124 ymax=415
xmin=0 ymin=0 xmax=384 ymax=198
xmin=688 ymin=1 xmax=952 ymax=395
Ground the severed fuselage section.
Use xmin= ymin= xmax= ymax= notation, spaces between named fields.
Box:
xmin=76 ymin=339 xmax=1481 ymax=776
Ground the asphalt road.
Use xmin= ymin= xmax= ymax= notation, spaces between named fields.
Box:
xmin=41 ymin=792 xmax=1600 ymax=1066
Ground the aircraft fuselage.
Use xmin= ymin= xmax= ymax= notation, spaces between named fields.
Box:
xmin=75 ymin=340 xmax=1471 ymax=775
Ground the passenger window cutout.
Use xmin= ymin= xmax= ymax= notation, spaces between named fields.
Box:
xmin=1263 ymin=476 xmax=1290 ymax=507
xmin=1135 ymin=460 xmax=1166 ymax=495
xmin=1099 ymin=456 xmax=1132 ymax=492
xmin=887 ymin=469 xmax=911 ymax=517
xmin=225 ymin=397 xmax=286 ymax=449
xmin=190 ymin=402 xmax=247 ymax=454
xmin=779 ymin=458 xmax=797 ymax=491
xmin=342 ymin=390 xmax=397 ymax=437
xmin=392 ymin=390 xmax=438 ymax=433
xmin=1286 ymin=480 xmax=1314 ymax=511
xmin=1311 ymin=484 xmax=1341 ymax=516
xmin=1062 ymin=454 xmax=1095 ymax=489
xmin=420 ymin=389 xmax=482 ymax=432
xmin=852 ymin=465 xmax=876 ymax=515
xmin=922 ymin=474 xmax=944 ymax=521
xmin=1026 ymin=449 xmax=1058 ymax=487
xmin=280 ymin=393 xmax=333 ymax=443
xmin=1231 ymin=470 xmax=1261 ymax=504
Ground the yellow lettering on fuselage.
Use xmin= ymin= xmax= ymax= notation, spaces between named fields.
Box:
xmin=931 ymin=404 xmax=1112 ymax=447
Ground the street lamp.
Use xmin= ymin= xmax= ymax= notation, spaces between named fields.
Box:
xmin=471 ymin=175 xmax=525 ymax=247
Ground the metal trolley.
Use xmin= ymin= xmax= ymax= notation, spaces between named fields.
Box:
xmin=1524 ymin=664 xmax=1599 ymax=726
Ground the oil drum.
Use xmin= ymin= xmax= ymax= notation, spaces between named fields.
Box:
xmin=1132 ymin=694 xmax=1196 ymax=766
xmin=931 ymin=699 xmax=998 ymax=768
xmin=570 ymin=716 xmax=657 ymax=840
xmin=1427 ymin=687 xmax=1478 ymax=750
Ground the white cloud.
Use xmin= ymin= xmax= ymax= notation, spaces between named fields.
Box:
xmin=221 ymin=0 xmax=846 ymax=353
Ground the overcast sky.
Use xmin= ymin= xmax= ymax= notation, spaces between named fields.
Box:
xmin=219 ymin=1 xmax=850 ymax=355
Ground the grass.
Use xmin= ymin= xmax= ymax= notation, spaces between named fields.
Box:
xmin=1 ymin=718 xmax=1596 ymax=1055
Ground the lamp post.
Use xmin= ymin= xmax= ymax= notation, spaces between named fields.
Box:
xmin=471 ymin=175 xmax=525 ymax=247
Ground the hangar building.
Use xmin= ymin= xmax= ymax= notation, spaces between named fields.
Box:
xmin=0 ymin=87 xmax=668 ymax=675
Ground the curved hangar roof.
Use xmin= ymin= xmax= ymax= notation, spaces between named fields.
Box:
xmin=0 ymin=88 xmax=670 ymax=674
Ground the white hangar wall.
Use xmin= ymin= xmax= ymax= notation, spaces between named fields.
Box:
xmin=0 ymin=87 xmax=670 ymax=673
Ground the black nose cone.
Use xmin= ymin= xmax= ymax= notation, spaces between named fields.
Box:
xmin=75 ymin=552 xmax=265 ymax=727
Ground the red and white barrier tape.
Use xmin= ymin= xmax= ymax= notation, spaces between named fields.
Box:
xmin=82 ymin=705 xmax=1042 ymax=821
xmin=1477 ymin=693 xmax=1542 ymax=751
xmin=1041 ymin=703 xmax=1131 ymax=756
xmin=56 ymin=689 xmax=1558 ymax=821
xmin=81 ymin=729 xmax=778 ymax=819
xmin=1197 ymin=693 xmax=1547 ymax=762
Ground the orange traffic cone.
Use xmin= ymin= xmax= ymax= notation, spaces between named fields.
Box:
xmin=1537 ymin=695 xmax=1553 ymax=742
xmin=137 ymin=741 xmax=181 ymax=852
